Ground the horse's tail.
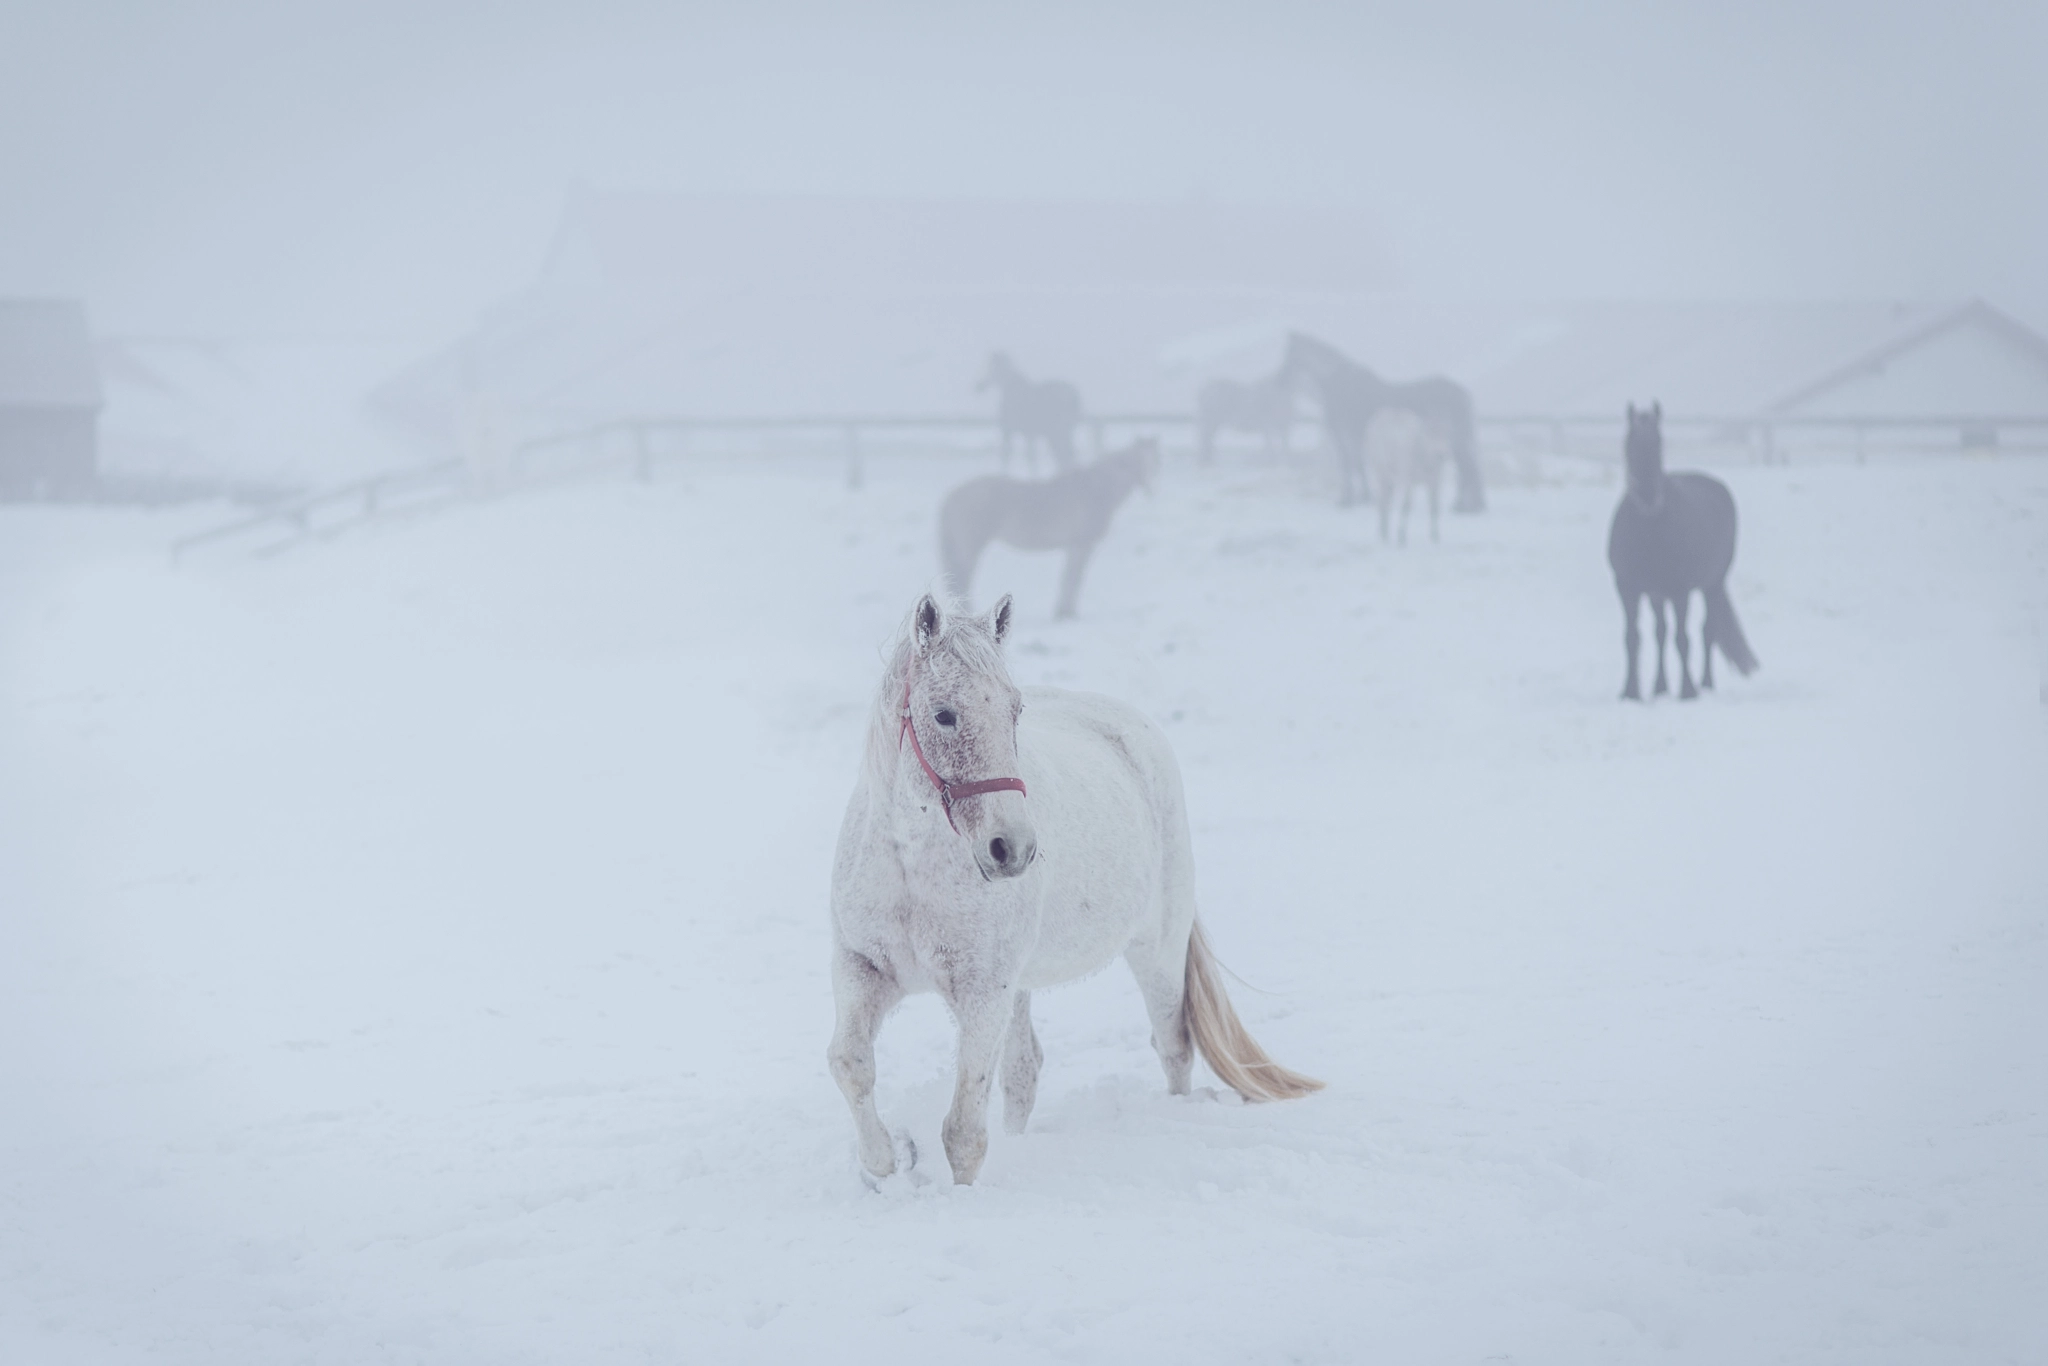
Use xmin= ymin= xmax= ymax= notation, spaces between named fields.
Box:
xmin=1450 ymin=395 xmax=1485 ymax=512
xmin=1182 ymin=919 xmax=1324 ymax=1102
xmin=1703 ymin=581 xmax=1758 ymax=675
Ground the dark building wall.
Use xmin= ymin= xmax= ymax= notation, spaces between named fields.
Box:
xmin=0 ymin=406 xmax=97 ymax=498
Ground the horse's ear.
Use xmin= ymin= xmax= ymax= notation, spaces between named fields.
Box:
xmin=1626 ymin=402 xmax=1638 ymax=423
xmin=989 ymin=593 xmax=1013 ymax=646
xmin=914 ymin=594 xmax=942 ymax=653
xmin=1651 ymin=401 xmax=1662 ymax=424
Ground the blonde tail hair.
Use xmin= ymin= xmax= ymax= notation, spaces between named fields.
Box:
xmin=1182 ymin=919 xmax=1324 ymax=1102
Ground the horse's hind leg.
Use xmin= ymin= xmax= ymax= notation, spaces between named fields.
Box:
xmin=1652 ymin=597 xmax=1671 ymax=696
xmin=1673 ymin=591 xmax=1699 ymax=700
xmin=1000 ymin=991 xmax=1042 ymax=1134
xmin=1125 ymin=941 xmax=1194 ymax=1096
xmin=1051 ymin=430 xmax=1077 ymax=474
xmin=1054 ymin=540 xmax=1097 ymax=619
xmin=828 ymin=947 xmax=907 ymax=1179
xmin=1699 ymin=600 xmax=1718 ymax=690
xmin=941 ymin=530 xmax=986 ymax=604
xmin=1620 ymin=588 xmax=1644 ymax=700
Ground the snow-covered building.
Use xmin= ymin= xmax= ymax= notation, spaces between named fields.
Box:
xmin=0 ymin=299 xmax=101 ymax=498
xmin=370 ymin=192 xmax=2048 ymax=458
xmin=366 ymin=190 xmax=1398 ymax=452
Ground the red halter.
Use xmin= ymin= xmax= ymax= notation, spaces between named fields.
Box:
xmin=899 ymin=675 xmax=1027 ymax=833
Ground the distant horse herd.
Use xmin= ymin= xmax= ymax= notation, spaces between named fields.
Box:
xmin=947 ymin=331 xmax=1757 ymax=694
xmin=835 ymin=336 xmax=1761 ymax=1186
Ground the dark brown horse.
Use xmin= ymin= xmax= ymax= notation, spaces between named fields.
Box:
xmin=1607 ymin=404 xmax=1758 ymax=700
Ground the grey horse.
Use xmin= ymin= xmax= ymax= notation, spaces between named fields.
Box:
xmin=1195 ymin=375 xmax=1294 ymax=464
xmin=979 ymin=352 xmax=1083 ymax=474
xmin=939 ymin=438 xmax=1158 ymax=618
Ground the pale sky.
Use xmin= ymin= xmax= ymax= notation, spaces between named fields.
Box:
xmin=2 ymin=0 xmax=2042 ymax=341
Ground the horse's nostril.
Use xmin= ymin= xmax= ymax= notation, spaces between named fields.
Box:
xmin=989 ymin=837 xmax=1009 ymax=865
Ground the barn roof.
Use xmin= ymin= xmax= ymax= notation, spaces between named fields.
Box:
xmin=369 ymin=193 xmax=2048 ymax=445
xmin=0 ymin=299 xmax=102 ymax=408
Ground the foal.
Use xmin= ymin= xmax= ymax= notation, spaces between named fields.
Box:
xmin=1363 ymin=406 xmax=1451 ymax=544
xmin=938 ymin=438 xmax=1158 ymax=618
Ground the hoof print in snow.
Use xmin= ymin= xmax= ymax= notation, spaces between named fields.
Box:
xmin=1188 ymin=1085 xmax=1245 ymax=1106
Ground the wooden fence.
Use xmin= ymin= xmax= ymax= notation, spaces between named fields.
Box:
xmin=173 ymin=410 xmax=2048 ymax=560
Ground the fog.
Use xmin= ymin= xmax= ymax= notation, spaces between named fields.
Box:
xmin=4 ymin=4 xmax=2046 ymax=1364
xmin=6 ymin=0 xmax=2045 ymax=342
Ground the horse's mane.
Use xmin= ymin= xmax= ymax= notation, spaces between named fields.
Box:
xmin=863 ymin=594 xmax=1012 ymax=791
xmin=1287 ymin=332 xmax=1380 ymax=386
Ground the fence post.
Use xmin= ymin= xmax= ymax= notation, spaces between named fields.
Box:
xmin=844 ymin=424 xmax=864 ymax=490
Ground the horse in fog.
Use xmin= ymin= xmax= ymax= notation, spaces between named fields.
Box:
xmin=1364 ymin=407 xmax=1451 ymax=544
xmin=1195 ymin=375 xmax=1294 ymax=463
xmin=1607 ymin=403 xmax=1758 ymax=700
xmin=1275 ymin=332 xmax=1485 ymax=512
xmin=979 ymin=352 xmax=1083 ymax=474
xmin=939 ymin=437 xmax=1158 ymax=619
xmin=828 ymin=591 xmax=1322 ymax=1186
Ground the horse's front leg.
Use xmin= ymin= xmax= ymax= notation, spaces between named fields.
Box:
xmin=1651 ymin=597 xmax=1670 ymax=696
xmin=827 ymin=946 xmax=906 ymax=1178
xmin=1620 ymin=588 xmax=1643 ymax=700
xmin=1673 ymin=590 xmax=1699 ymax=699
xmin=941 ymin=986 xmax=1015 ymax=1184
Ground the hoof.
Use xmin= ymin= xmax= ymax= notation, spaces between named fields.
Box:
xmin=1621 ymin=685 xmax=1642 ymax=701
xmin=1680 ymin=683 xmax=1699 ymax=701
xmin=858 ymin=1129 xmax=926 ymax=1193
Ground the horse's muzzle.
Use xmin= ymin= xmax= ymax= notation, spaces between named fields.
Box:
xmin=976 ymin=829 xmax=1037 ymax=881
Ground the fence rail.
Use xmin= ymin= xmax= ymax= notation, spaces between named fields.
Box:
xmin=172 ymin=409 xmax=2048 ymax=560
xmin=171 ymin=459 xmax=463 ymax=560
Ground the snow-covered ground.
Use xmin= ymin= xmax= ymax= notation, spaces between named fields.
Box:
xmin=3 ymin=449 xmax=2044 ymax=1364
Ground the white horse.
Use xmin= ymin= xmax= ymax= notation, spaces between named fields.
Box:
xmin=1364 ymin=406 xmax=1452 ymax=544
xmin=827 ymin=593 xmax=1322 ymax=1186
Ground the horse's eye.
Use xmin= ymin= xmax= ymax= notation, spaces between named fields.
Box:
xmin=935 ymin=709 xmax=957 ymax=727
